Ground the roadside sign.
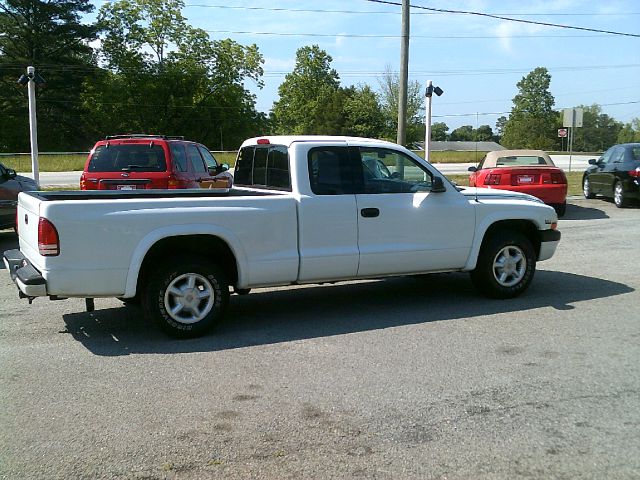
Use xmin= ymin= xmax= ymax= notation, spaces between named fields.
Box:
xmin=563 ymin=108 xmax=584 ymax=128
xmin=558 ymin=128 xmax=568 ymax=138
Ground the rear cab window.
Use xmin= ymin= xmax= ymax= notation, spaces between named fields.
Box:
xmin=88 ymin=143 xmax=167 ymax=172
xmin=235 ymin=145 xmax=291 ymax=191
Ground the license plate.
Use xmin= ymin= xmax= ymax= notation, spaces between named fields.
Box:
xmin=117 ymin=185 xmax=137 ymax=190
xmin=518 ymin=175 xmax=534 ymax=184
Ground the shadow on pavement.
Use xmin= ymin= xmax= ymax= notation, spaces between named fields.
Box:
xmin=561 ymin=202 xmax=609 ymax=221
xmin=0 ymin=230 xmax=19 ymax=270
xmin=61 ymin=270 xmax=633 ymax=356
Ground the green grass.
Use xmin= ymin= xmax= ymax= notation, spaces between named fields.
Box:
xmin=1 ymin=153 xmax=88 ymax=172
xmin=445 ymin=170 xmax=584 ymax=197
xmin=412 ymin=150 xmax=488 ymax=164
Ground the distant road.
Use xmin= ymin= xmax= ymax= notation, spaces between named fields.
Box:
xmin=22 ymin=155 xmax=595 ymax=188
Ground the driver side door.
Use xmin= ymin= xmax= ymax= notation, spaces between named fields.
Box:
xmin=353 ymin=146 xmax=476 ymax=277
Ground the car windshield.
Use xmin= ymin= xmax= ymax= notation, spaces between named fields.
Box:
xmin=495 ymin=156 xmax=549 ymax=167
xmin=88 ymin=144 xmax=167 ymax=172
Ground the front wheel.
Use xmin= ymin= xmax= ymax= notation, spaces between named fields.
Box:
xmin=143 ymin=255 xmax=229 ymax=338
xmin=470 ymin=231 xmax=536 ymax=299
xmin=614 ymin=180 xmax=628 ymax=208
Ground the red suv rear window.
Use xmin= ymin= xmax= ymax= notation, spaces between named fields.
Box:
xmin=88 ymin=144 xmax=167 ymax=172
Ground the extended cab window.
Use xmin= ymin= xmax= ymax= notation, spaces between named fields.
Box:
xmin=170 ymin=144 xmax=188 ymax=172
xmin=308 ymin=147 xmax=355 ymax=195
xmin=358 ymin=148 xmax=433 ymax=194
xmin=235 ymin=145 xmax=291 ymax=191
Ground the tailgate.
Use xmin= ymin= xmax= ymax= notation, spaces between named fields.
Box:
xmin=15 ymin=192 xmax=43 ymax=265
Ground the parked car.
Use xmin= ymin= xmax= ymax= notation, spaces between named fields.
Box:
xmin=468 ymin=149 xmax=568 ymax=216
xmin=582 ymin=143 xmax=640 ymax=208
xmin=80 ymin=134 xmax=232 ymax=191
xmin=0 ymin=162 xmax=38 ymax=230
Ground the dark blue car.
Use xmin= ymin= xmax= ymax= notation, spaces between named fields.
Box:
xmin=0 ymin=163 xmax=38 ymax=230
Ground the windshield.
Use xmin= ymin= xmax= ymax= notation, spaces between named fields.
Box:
xmin=88 ymin=144 xmax=167 ymax=172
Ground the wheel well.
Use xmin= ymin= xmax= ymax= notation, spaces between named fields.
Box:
xmin=137 ymin=235 xmax=239 ymax=294
xmin=482 ymin=220 xmax=542 ymax=257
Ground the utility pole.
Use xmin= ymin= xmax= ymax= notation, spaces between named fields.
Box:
xmin=397 ymin=0 xmax=410 ymax=147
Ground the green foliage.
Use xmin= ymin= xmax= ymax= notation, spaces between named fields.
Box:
xmin=342 ymin=85 xmax=385 ymax=138
xmin=449 ymin=125 xmax=474 ymax=141
xmin=501 ymin=67 xmax=558 ymax=150
xmin=377 ymin=66 xmax=424 ymax=145
xmin=270 ymin=45 xmax=342 ymax=134
xmin=0 ymin=0 xmax=97 ymax=152
xmin=617 ymin=118 xmax=640 ymax=143
xmin=82 ymin=0 xmax=266 ymax=150
xmin=431 ymin=122 xmax=449 ymax=141
xmin=570 ymin=104 xmax=623 ymax=151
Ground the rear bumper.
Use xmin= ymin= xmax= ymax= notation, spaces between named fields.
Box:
xmin=3 ymin=249 xmax=47 ymax=297
xmin=514 ymin=185 xmax=567 ymax=204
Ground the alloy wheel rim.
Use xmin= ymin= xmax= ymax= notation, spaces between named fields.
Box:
xmin=164 ymin=273 xmax=215 ymax=324
xmin=583 ymin=178 xmax=590 ymax=197
xmin=492 ymin=246 xmax=527 ymax=287
xmin=614 ymin=183 xmax=622 ymax=205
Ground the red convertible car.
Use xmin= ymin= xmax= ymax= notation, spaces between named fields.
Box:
xmin=469 ymin=149 xmax=567 ymax=216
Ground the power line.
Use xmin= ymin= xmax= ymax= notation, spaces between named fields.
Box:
xmin=175 ymin=3 xmax=640 ymax=17
xmin=364 ymin=0 xmax=640 ymax=38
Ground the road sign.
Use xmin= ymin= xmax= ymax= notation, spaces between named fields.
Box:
xmin=563 ymin=108 xmax=584 ymax=128
xmin=558 ymin=128 xmax=568 ymax=138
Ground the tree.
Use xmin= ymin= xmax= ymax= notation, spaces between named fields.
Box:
xmin=501 ymin=67 xmax=557 ymax=150
xmin=84 ymin=0 xmax=265 ymax=149
xmin=449 ymin=125 xmax=475 ymax=141
xmin=271 ymin=45 xmax=341 ymax=135
xmin=494 ymin=116 xmax=507 ymax=142
xmin=571 ymin=104 xmax=623 ymax=152
xmin=377 ymin=65 xmax=424 ymax=146
xmin=617 ymin=118 xmax=640 ymax=143
xmin=342 ymin=85 xmax=384 ymax=138
xmin=475 ymin=125 xmax=494 ymax=141
xmin=0 ymin=0 xmax=97 ymax=151
xmin=431 ymin=122 xmax=449 ymax=141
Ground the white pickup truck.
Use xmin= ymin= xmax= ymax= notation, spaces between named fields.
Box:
xmin=4 ymin=136 xmax=561 ymax=338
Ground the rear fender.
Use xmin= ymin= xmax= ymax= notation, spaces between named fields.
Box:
xmin=123 ymin=224 xmax=249 ymax=297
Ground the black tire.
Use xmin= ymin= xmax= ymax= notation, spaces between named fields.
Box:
xmin=583 ymin=176 xmax=595 ymax=199
xmin=143 ymin=255 xmax=229 ymax=338
xmin=470 ymin=230 xmax=536 ymax=299
xmin=117 ymin=295 xmax=140 ymax=306
xmin=613 ymin=180 xmax=628 ymax=208
xmin=552 ymin=202 xmax=566 ymax=217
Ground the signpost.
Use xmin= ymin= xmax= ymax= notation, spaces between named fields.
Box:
xmin=563 ymin=108 xmax=583 ymax=172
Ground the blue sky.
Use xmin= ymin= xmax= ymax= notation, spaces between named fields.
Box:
xmin=91 ymin=0 xmax=640 ymax=132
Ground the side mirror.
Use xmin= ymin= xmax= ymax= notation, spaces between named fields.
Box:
xmin=208 ymin=164 xmax=229 ymax=176
xmin=431 ymin=176 xmax=446 ymax=193
xmin=6 ymin=168 xmax=17 ymax=179
xmin=588 ymin=159 xmax=597 ymax=165
xmin=468 ymin=166 xmax=477 ymax=172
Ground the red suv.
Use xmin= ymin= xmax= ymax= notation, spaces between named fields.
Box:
xmin=80 ymin=135 xmax=232 ymax=191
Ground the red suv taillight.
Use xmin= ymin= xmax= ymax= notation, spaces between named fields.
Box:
xmin=629 ymin=167 xmax=640 ymax=178
xmin=80 ymin=172 xmax=87 ymax=190
xmin=38 ymin=218 xmax=60 ymax=256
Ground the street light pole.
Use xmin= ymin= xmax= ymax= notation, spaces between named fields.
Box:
xmin=424 ymin=80 xmax=443 ymax=163
xmin=26 ymin=66 xmax=40 ymax=187
xmin=425 ymin=80 xmax=433 ymax=163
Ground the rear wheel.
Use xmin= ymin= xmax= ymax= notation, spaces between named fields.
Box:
xmin=552 ymin=202 xmax=566 ymax=217
xmin=614 ymin=180 xmax=628 ymax=208
xmin=143 ymin=255 xmax=229 ymax=338
xmin=470 ymin=230 xmax=536 ymax=299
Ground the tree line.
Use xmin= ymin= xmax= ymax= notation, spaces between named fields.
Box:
xmin=1 ymin=0 xmax=639 ymax=153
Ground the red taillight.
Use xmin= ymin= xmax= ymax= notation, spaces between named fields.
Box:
xmin=629 ymin=168 xmax=640 ymax=178
xmin=38 ymin=218 xmax=60 ymax=256
xmin=167 ymin=174 xmax=180 ymax=189
xmin=484 ymin=174 xmax=501 ymax=185
xmin=15 ymin=210 xmax=19 ymax=234
xmin=80 ymin=172 xmax=87 ymax=190
xmin=550 ymin=172 xmax=567 ymax=184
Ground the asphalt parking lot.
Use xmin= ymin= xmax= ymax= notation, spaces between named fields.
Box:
xmin=1 ymin=197 xmax=639 ymax=479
